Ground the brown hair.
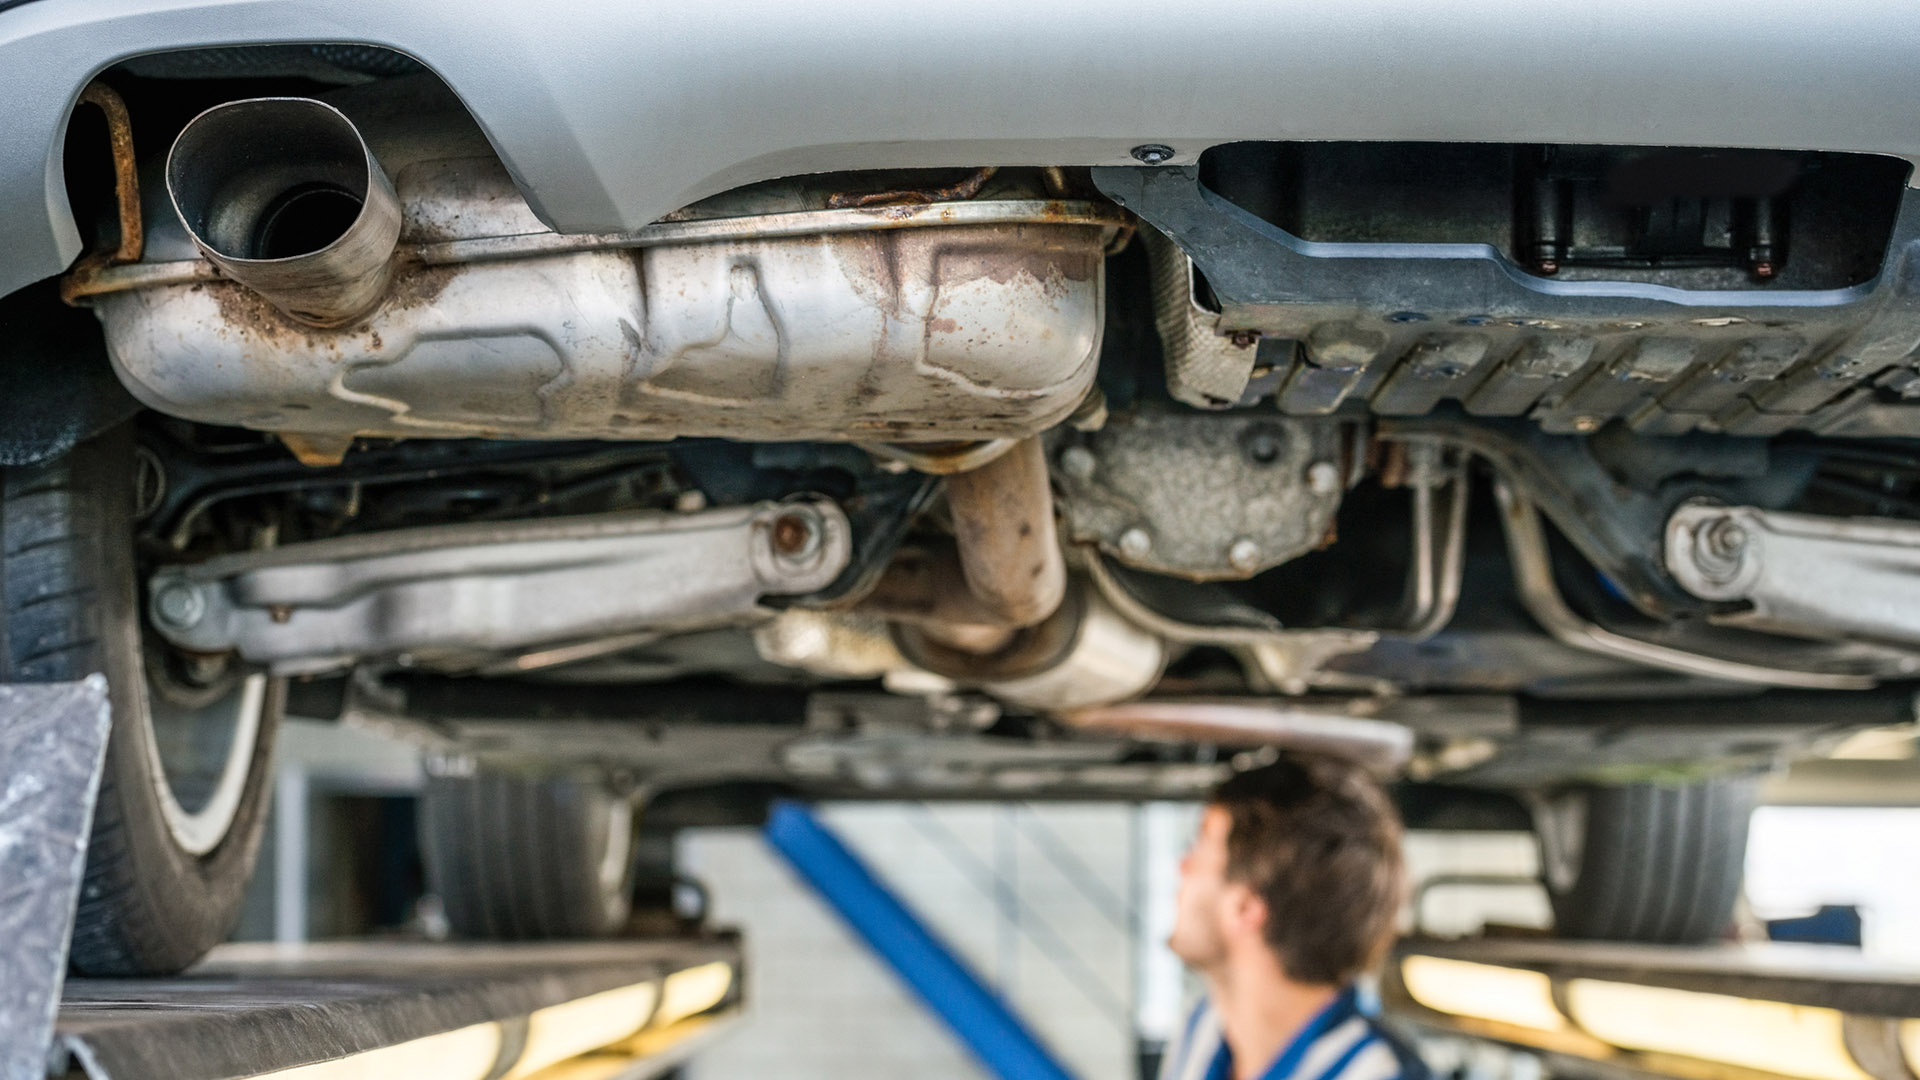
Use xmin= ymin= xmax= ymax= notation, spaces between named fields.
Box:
xmin=1211 ymin=754 xmax=1407 ymax=986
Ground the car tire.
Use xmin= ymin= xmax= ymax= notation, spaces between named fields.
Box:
xmin=1534 ymin=777 xmax=1757 ymax=944
xmin=1 ymin=428 xmax=283 ymax=976
xmin=420 ymin=770 xmax=637 ymax=939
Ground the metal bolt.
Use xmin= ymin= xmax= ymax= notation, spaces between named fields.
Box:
xmin=1703 ymin=519 xmax=1748 ymax=560
xmin=674 ymin=489 xmax=708 ymax=513
xmin=1131 ymin=144 xmax=1176 ymax=166
xmin=1059 ymin=445 xmax=1098 ymax=481
xmin=770 ymin=509 xmax=821 ymax=560
xmin=1227 ymin=538 xmax=1261 ymax=573
xmin=1690 ymin=515 xmax=1751 ymax=584
xmin=152 ymin=581 xmax=206 ymax=630
xmin=1306 ymin=461 xmax=1341 ymax=497
xmin=1118 ymin=527 xmax=1153 ymax=560
xmin=1242 ymin=426 xmax=1282 ymax=465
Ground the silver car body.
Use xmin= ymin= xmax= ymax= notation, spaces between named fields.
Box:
xmin=5 ymin=0 xmax=1920 ymax=299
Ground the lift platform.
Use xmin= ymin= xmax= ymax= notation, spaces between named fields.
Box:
xmin=47 ymin=938 xmax=742 ymax=1080
xmin=1383 ymin=936 xmax=1920 ymax=1080
xmin=1 ymin=681 xmax=743 ymax=1080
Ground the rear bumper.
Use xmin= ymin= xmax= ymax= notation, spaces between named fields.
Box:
xmin=5 ymin=0 xmax=1919 ymax=299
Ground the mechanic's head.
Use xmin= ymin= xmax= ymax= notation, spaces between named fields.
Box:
xmin=1168 ymin=754 xmax=1406 ymax=987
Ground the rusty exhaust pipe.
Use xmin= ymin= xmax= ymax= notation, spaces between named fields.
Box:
xmin=941 ymin=435 xmax=1067 ymax=629
xmin=868 ymin=436 xmax=1166 ymax=707
xmin=166 ymin=98 xmax=401 ymax=327
xmin=866 ymin=436 xmax=1067 ymax=651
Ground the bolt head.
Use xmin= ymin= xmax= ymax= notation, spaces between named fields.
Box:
xmin=1306 ymin=461 xmax=1342 ymax=497
xmin=1241 ymin=425 xmax=1283 ymax=466
xmin=1059 ymin=445 xmax=1098 ymax=481
xmin=1131 ymin=144 xmax=1176 ymax=166
xmin=1705 ymin=520 xmax=1749 ymax=558
xmin=1688 ymin=515 xmax=1752 ymax=585
xmin=152 ymin=581 xmax=205 ymax=630
xmin=770 ymin=509 xmax=822 ymax=560
xmin=1118 ymin=527 xmax=1153 ymax=560
xmin=1227 ymin=538 xmax=1261 ymax=573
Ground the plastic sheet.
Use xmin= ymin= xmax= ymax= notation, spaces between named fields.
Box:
xmin=0 ymin=677 xmax=111 ymax=1080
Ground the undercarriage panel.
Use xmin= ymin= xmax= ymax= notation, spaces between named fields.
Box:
xmin=1098 ymin=151 xmax=1920 ymax=439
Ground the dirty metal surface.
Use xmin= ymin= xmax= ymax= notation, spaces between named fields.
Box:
xmin=1051 ymin=408 xmax=1348 ymax=581
xmin=53 ymin=938 xmax=741 ymax=1080
xmin=146 ymin=499 xmax=853 ymax=673
xmin=97 ymin=142 xmax=1120 ymax=445
xmin=1143 ymin=227 xmax=1260 ymax=410
xmin=1666 ymin=502 xmax=1920 ymax=649
xmin=1097 ymin=166 xmax=1920 ymax=439
xmin=0 ymin=678 xmax=111 ymax=1080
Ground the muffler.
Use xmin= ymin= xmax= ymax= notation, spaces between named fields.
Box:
xmin=165 ymin=97 xmax=400 ymax=327
xmin=94 ymin=88 xmax=1125 ymax=442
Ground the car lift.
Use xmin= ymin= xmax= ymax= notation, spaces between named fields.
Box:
xmin=0 ymin=682 xmax=741 ymax=1080
xmin=1384 ymin=936 xmax=1920 ymax=1080
xmin=0 ymin=679 xmax=1068 ymax=1080
xmin=10 ymin=681 xmax=1920 ymax=1080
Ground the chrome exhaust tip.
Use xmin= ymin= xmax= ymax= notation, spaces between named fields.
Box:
xmin=165 ymin=97 xmax=401 ymax=327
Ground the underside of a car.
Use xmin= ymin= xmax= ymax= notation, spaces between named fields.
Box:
xmin=6 ymin=36 xmax=1920 ymax=974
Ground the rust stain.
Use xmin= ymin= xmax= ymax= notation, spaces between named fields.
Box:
xmin=934 ymin=234 xmax=1100 ymax=288
xmin=828 ymin=166 xmax=999 ymax=210
xmin=58 ymin=81 xmax=144 ymax=306
xmin=205 ymin=259 xmax=455 ymax=350
xmin=278 ymin=432 xmax=352 ymax=467
xmin=385 ymin=261 xmax=459 ymax=311
xmin=210 ymin=282 xmax=325 ymax=348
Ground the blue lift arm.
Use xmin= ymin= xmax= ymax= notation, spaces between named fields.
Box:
xmin=763 ymin=801 xmax=1082 ymax=1080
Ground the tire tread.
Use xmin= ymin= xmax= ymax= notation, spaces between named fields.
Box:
xmin=1546 ymin=777 xmax=1755 ymax=945
xmin=420 ymin=771 xmax=632 ymax=940
xmin=4 ymin=434 xmax=281 ymax=975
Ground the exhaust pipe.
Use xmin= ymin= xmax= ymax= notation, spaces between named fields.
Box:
xmin=937 ymin=435 xmax=1067 ymax=629
xmin=863 ymin=435 xmax=1068 ymax=653
xmin=166 ymin=97 xmax=401 ymax=327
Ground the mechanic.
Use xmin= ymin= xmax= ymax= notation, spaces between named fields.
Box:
xmin=1160 ymin=754 xmax=1428 ymax=1080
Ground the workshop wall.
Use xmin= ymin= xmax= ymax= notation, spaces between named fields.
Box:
xmin=680 ymin=802 xmax=1146 ymax=1080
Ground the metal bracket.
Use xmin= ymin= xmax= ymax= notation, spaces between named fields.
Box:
xmin=1093 ymin=164 xmax=1920 ymax=439
xmin=1498 ymin=484 xmax=1878 ymax=689
xmin=0 ymin=678 xmax=111 ymax=1080
xmin=1668 ymin=502 xmax=1920 ymax=650
xmin=147 ymin=499 xmax=852 ymax=674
